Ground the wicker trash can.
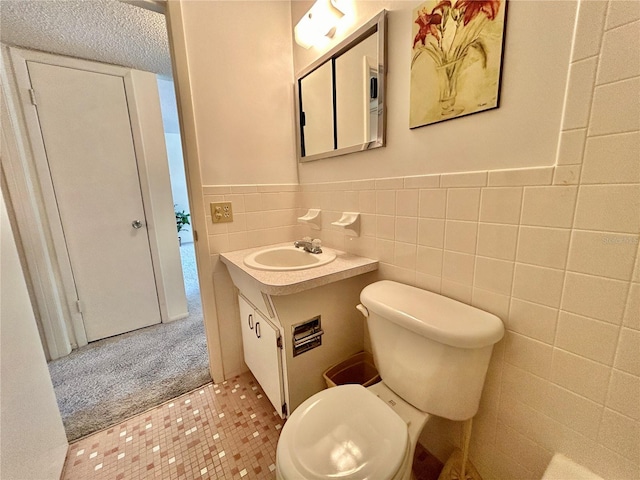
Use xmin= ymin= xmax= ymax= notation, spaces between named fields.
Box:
xmin=323 ymin=351 xmax=381 ymax=388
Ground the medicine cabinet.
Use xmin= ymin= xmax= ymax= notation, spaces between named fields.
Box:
xmin=295 ymin=10 xmax=387 ymax=162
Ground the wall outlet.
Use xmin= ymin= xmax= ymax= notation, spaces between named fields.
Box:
xmin=210 ymin=202 xmax=233 ymax=223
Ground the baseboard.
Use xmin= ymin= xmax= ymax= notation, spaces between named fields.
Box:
xmin=223 ymin=365 xmax=250 ymax=381
xmin=166 ymin=312 xmax=189 ymax=323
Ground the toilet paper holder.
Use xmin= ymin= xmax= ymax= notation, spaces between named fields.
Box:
xmin=292 ymin=316 xmax=323 ymax=356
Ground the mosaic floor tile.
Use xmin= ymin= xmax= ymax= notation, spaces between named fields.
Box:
xmin=61 ymin=371 xmax=443 ymax=479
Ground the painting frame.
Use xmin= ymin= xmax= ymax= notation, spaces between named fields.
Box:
xmin=409 ymin=0 xmax=508 ymax=129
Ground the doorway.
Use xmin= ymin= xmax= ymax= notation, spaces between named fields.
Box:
xmin=27 ymin=60 xmax=163 ymax=342
xmin=157 ymin=75 xmax=203 ymax=320
xmin=6 ymin=47 xmax=212 ymax=440
xmin=1 ymin=1 xmax=213 ymax=440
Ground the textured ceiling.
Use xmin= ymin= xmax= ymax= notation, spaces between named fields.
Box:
xmin=0 ymin=0 xmax=172 ymax=77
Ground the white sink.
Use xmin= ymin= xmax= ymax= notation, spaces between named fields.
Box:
xmin=244 ymin=246 xmax=336 ymax=271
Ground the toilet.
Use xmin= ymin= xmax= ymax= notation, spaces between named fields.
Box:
xmin=276 ymin=280 xmax=504 ymax=480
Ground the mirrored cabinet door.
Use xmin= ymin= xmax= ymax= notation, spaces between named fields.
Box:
xmin=299 ymin=61 xmax=334 ymax=157
xmin=335 ymin=32 xmax=379 ymax=150
xmin=295 ymin=10 xmax=386 ymax=162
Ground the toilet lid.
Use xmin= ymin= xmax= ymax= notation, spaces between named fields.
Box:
xmin=277 ymin=384 xmax=408 ymax=480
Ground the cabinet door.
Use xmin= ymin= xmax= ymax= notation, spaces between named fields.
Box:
xmin=252 ymin=310 xmax=285 ymax=416
xmin=238 ymin=295 xmax=285 ymax=416
xmin=238 ymin=295 xmax=259 ymax=372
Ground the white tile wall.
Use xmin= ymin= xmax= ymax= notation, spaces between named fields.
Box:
xmin=446 ymin=188 xmax=481 ymax=221
xmin=395 ymin=216 xmax=418 ymax=244
xmin=487 ymin=167 xmax=554 ymax=187
xmin=562 ymin=58 xmax=599 ymax=130
xmin=555 ymin=311 xmax=619 ymax=364
xmin=543 ymin=384 xmax=603 ymax=439
xmin=508 ymin=299 xmax=558 ymax=345
xmin=624 ymin=282 xmax=640 ymax=329
xmin=557 ymin=129 xmax=587 ymax=166
xmin=521 ymin=186 xmax=578 ymax=228
xmin=442 ymin=251 xmax=475 ymax=285
xmin=574 ymin=185 xmax=640 ymax=233
xmin=606 ymin=0 xmax=640 ymax=29
xmin=562 ymin=272 xmax=629 ymax=323
xmin=517 ymin=226 xmax=571 ymax=270
xmin=505 ymin=332 xmax=553 ymax=379
xmin=419 ymin=189 xmax=447 ymax=218
xmin=568 ymin=230 xmax=637 ymax=280
xmin=204 ymin=2 xmax=639 ymax=478
xmin=598 ymin=408 xmax=640 ymax=463
xmin=596 ymin=20 xmax=640 ymax=84
xmin=551 ymin=349 xmax=611 ymax=403
xmin=512 ymin=264 xmax=565 ymax=308
xmin=553 ymin=164 xmax=582 ymax=185
xmin=589 ymin=77 xmax=640 ymax=135
xmin=581 ymin=131 xmax=640 ymax=184
xmin=440 ymin=171 xmax=487 ymax=188
xmin=444 ymin=220 xmax=477 ymax=254
xmin=571 ymin=0 xmax=608 ymax=61
xmin=615 ymin=328 xmax=640 ymax=376
xmin=474 ymin=257 xmax=514 ymax=296
xmin=417 ymin=218 xmax=445 ymax=248
xmin=476 ymin=223 xmax=518 ymax=261
xmin=606 ymin=368 xmax=640 ymax=420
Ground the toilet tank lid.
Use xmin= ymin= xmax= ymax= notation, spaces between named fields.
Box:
xmin=361 ymin=281 xmax=504 ymax=348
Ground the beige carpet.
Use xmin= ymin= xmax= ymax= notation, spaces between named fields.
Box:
xmin=48 ymin=243 xmax=211 ymax=441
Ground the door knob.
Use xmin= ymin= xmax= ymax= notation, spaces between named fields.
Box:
xmin=131 ymin=220 xmax=143 ymax=229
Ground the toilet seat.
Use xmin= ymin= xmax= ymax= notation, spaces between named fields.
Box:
xmin=276 ymin=384 xmax=408 ymax=480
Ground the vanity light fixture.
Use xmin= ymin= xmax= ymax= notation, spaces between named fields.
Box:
xmin=294 ymin=0 xmax=345 ymax=49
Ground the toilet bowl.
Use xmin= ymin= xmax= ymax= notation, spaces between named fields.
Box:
xmin=276 ymin=382 xmax=429 ymax=480
xmin=276 ymin=280 xmax=504 ymax=480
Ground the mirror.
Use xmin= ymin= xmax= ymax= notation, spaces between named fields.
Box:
xmin=296 ymin=10 xmax=387 ymax=162
xmin=300 ymin=61 xmax=334 ymax=157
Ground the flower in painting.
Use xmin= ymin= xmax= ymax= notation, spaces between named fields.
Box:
xmin=455 ymin=0 xmax=500 ymax=25
xmin=413 ymin=1 xmax=452 ymax=47
xmin=413 ymin=9 xmax=442 ymax=46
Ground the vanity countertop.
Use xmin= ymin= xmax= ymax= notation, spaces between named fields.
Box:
xmin=220 ymin=243 xmax=378 ymax=295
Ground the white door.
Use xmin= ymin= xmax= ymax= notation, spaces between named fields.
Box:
xmin=27 ymin=61 xmax=161 ymax=342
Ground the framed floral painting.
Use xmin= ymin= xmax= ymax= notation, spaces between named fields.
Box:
xmin=410 ymin=0 xmax=507 ymax=128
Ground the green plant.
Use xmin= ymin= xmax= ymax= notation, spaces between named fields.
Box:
xmin=175 ymin=206 xmax=191 ymax=234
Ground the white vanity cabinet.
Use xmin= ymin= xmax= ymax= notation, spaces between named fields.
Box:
xmin=232 ymin=275 xmax=375 ymax=417
xmin=237 ymin=294 xmax=285 ymax=416
xmin=220 ymin=244 xmax=378 ymax=418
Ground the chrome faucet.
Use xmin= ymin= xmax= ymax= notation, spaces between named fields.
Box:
xmin=294 ymin=237 xmax=323 ymax=254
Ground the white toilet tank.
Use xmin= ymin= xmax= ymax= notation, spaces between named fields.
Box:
xmin=360 ymin=281 xmax=504 ymax=421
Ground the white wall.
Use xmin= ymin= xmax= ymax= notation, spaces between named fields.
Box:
xmin=294 ymin=1 xmax=577 ymax=183
xmin=0 ymin=188 xmax=68 ymax=479
xmin=157 ymin=77 xmax=193 ymax=244
xmin=157 ymin=76 xmax=181 ymax=135
xmin=168 ymin=0 xmax=299 ymax=377
xmin=165 ymin=133 xmax=193 ymax=244
xmin=177 ymin=0 xmax=298 ymax=186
